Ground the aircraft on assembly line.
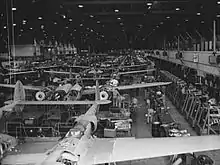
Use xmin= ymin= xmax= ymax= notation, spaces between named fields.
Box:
xmin=2 ymin=83 xmax=220 ymax=165
xmin=0 ymin=80 xmax=111 ymax=119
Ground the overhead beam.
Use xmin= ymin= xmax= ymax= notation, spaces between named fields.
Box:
xmin=84 ymin=11 xmax=193 ymax=16
xmin=64 ymin=0 xmax=188 ymax=5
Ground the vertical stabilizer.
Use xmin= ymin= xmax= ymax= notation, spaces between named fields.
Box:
xmin=13 ymin=80 xmax=25 ymax=102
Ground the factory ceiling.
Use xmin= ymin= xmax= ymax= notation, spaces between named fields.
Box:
xmin=0 ymin=0 xmax=219 ymax=51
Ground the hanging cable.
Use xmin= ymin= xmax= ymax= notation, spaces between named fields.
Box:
xmin=5 ymin=0 xmax=11 ymax=84
xmin=11 ymin=0 xmax=16 ymax=83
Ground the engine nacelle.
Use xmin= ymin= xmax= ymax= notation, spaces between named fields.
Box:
xmin=100 ymin=91 xmax=109 ymax=100
xmin=35 ymin=91 xmax=46 ymax=101
xmin=54 ymin=84 xmax=72 ymax=100
xmin=65 ymin=83 xmax=82 ymax=101
xmin=76 ymin=115 xmax=97 ymax=133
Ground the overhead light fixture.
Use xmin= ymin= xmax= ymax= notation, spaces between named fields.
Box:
xmin=80 ymin=23 xmax=83 ymax=26
xmin=30 ymin=27 xmax=33 ymax=30
xmin=147 ymin=2 xmax=152 ymax=5
xmin=160 ymin=22 xmax=164 ymax=25
xmin=97 ymin=21 xmax=100 ymax=24
xmin=217 ymin=14 xmax=220 ymax=17
xmin=175 ymin=8 xmax=180 ymax=11
xmin=78 ymin=4 xmax=83 ymax=8
xmin=12 ymin=7 xmax=16 ymax=11
xmin=166 ymin=16 xmax=170 ymax=19
xmin=117 ymin=17 xmax=121 ymax=20
xmin=3 ymin=26 xmax=6 ymax=29
xmin=69 ymin=18 xmax=72 ymax=22
xmin=197 ymin=12 xmax=201 ymax=16
xmin=38 ymin=17 xmax=42 ymax=20
xmin=185 ymin=19 xmax=188 ymax=22
xmin=62 ymin=15 xmax=66 ymax=19
xmin=201 ymin=21 xmax=204 ymax=24
xmin=115 ymin=9 xmax=119 ymax=13
xmin=217 ymin=1 xmax=220 ymax=4
xmin=54 ymin=22 xmax=57 ymax=25
xmin=13 ymin=23 xmax=16 ymax=26
xmin=90 ymin=15 xmax=94 ymax=18
xmin=20 ymin=29 xmax=23 ymax=32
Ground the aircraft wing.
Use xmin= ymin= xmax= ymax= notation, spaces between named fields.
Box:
xmin=44 ymin=70 xmax=78 ymax=75
xmin=116 ymin=82 xmax=172 ymax=90
xmin=80 ymin=135 xmax=220 ymax=165
xmin=4 ymin=70 xmax=36 ymax=76
xmin=16 ymin=100 xmax=111 ymax=105
xmin=0 ymin=83 xmax=42 ymax=91
xmin=2 ymin=153 xmax=47 ymax=165
xmin=118 ymin=69 xmax=155 ymax=75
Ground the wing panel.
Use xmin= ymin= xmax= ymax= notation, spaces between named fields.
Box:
xmin=112 ymin=136 xmax=220 ymax=162
xmin=2 ymin=153 xmax=46 ymax=165
xmin=80 ymin=136 xmax=220 ymax=165
xmin=117 ymin=82 xmax=172 ymax=90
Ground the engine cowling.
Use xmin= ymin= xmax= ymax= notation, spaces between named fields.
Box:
xmin=35 ymin=91 xmax=46 ymax=101
xmin=100 ymin=91 xmax=109 ymax=100
xmin=54 ymin=84 xmax=72 ymax=100
xmin=76 ymin=115 xmax=97 ymax=133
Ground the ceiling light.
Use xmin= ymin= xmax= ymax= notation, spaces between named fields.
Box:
xmin=217 ymin=1 xmax=220 ymax=4
xmin=54 ymin=22 xmax=57 ymax=25
xmin=197 ymin=12 xmax=201 ymax=16
xmin=65 ymin=26 xmax=68 ymax=29
xmin=78 ymin=4 xmax=83 ymax=8
xmin=115 ymin=9 xmax=119 ymax=13
xmin=41 ymin=25 xmax=44 ymax=29
xmin=90 ymin=15 xmax=94 ymax=18
xmin=38 ymin=17 xmax=42 ymax=20
xmin=3 ymin=26 xmax=6 ymax=29
xmin=97 ymin=21 xmax=100 ymax=24
xmin=80 ymin=23 xmax=83 ymax=26
xmin=217 ymin=15 xmax=220 ymax=17
xmin=201 ymin=21 xmax=204 ymax=23
xmin=117 ymin=17 xmax=121 ymax=20
xmin=30 ymin=27 xmax=33 ymax=30
xmin=156 ymin=25 xmax=159 ymax=28
xmin=160 ymin=22 xmax=164 ymax=25
xmin=175 ymin=8 xmax=180 ymax=11
xmin=148 ymin=6 xmax=152 ymax=9
xmin=20 ymin=29 xmax=23 ymax=32
xmin=13 ymin=23 xmax=16 ymax=26
xmin=12 ymin=7 xmax=16 ymax=11
xmin=166 ymin=16 xmax=170 ymax=19
xmin=69 ymin=18 xmax=72 ymax=22
xmin=185 ymin=19 xmax=188 ymax=22
xmin=147 ymin=2 xmax=152 ymax=5
xmin=62 ymin=15 xmax=66 ymax=19
xmin=120 ymin=22 xmax=123 ymax=25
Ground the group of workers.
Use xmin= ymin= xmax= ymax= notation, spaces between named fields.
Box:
xmin=144 ymin=88 xmax=166 ymax=124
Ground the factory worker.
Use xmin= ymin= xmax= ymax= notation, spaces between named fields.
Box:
xmin=146 ymin=108 xmax=155 ymax=124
